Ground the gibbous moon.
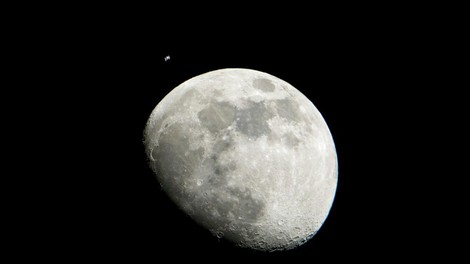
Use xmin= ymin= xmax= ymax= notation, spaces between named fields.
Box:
xmin=144 ymin=68 xmax=337 ymax=251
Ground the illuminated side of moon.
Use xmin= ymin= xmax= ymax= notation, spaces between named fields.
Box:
xmin=144 ymin=68 xmax=338 ymax=251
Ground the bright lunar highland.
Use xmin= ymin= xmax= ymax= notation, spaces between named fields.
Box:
xmin=144 ymin=68 xmax=337 ymax=251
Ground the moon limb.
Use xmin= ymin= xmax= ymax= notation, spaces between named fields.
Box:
xmin=144 ymin=68 xmax=338 ymax=251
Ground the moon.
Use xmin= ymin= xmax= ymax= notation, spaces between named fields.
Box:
xmin=144 ymin=68 xmax=337 ymax=251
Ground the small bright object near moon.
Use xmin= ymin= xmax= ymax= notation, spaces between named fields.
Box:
xmin=144 ymin=68 xmax=338 ymax=251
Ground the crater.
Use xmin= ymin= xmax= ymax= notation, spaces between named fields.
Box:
xmin=253 ymin=78 xmax=275 ymax=92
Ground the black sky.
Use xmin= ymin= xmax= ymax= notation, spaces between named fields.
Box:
xmin=22 ymin=8 xmax=458 ymax=261
xmin=70 ymin=37 xmax=419 ymax=261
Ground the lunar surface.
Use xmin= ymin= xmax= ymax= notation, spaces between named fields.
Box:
xmin=144 ymin=68 xmax=337 ymax=251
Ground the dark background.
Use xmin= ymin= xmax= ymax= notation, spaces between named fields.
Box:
xmin=16 ymin=6 xmax=461 ymax=261
xmin=67 ymin=37 xmax=420 ymax=261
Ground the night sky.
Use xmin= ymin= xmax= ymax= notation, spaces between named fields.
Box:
xmin=22 ymin=9 xmax=453 ymax=261
xmin=74 ymin=38 xmax=416 ymax=261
